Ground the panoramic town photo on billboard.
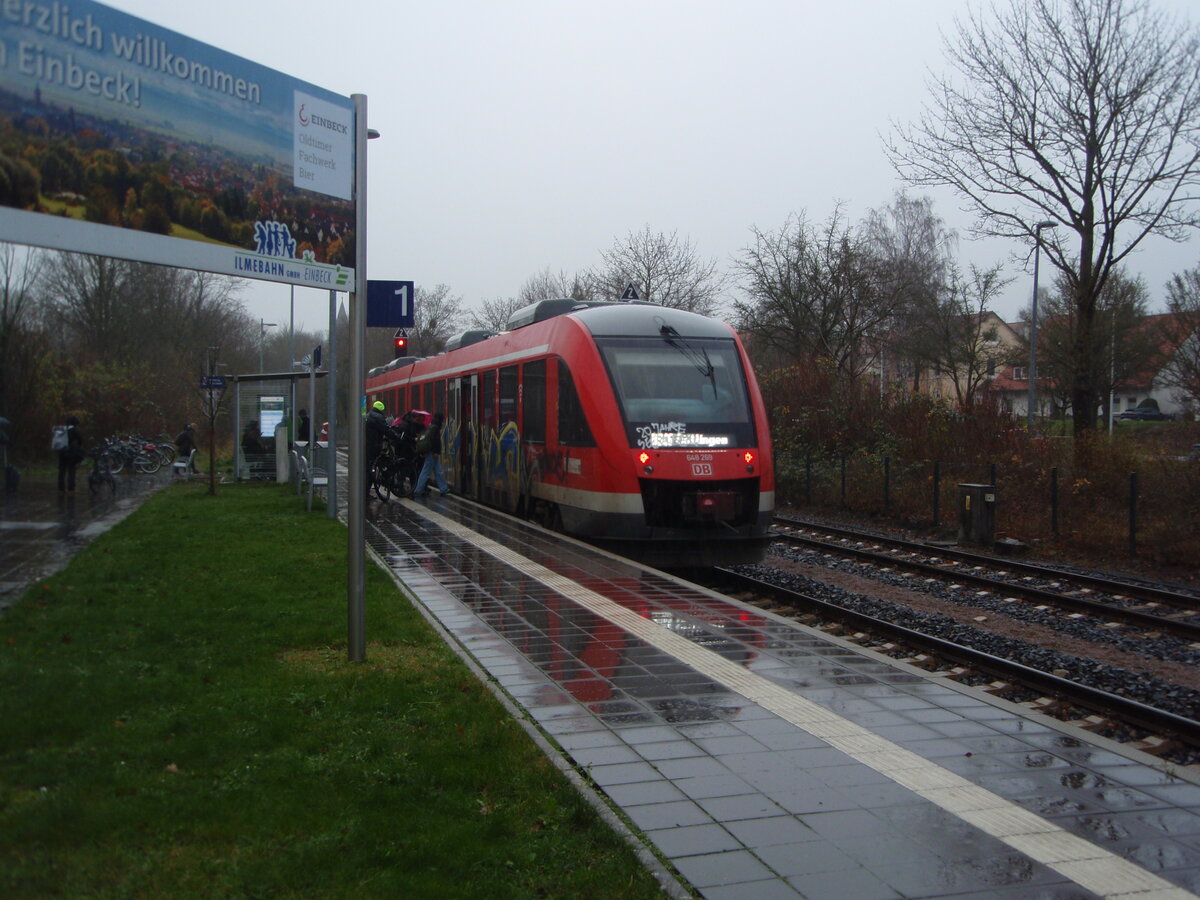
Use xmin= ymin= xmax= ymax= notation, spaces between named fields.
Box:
xmin=0 ymin=0 xmax=355 ymax=289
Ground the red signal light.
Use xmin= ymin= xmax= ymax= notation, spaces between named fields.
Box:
xmin=639 ymin=451 xmax=650 ymax=465
xmin=394 ymin=336 xmax=408 ymax=352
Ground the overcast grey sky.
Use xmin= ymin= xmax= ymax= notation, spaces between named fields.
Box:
xmin=106 ymin=0 xmax=1200 ymax=333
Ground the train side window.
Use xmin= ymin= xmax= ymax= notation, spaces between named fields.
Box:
xmin=557 ymin=358 xmax=595 ymax=447
xmin=523 ymin=359 xmax=546 ymax=443
xmin=482 ymin=370 xmax=496 ymax=430
xmin=423 ymin=383 xmax=433 ymax=412
xmin=499 ymin=365 xmax=518 ymax=428
xmin=435 ymin=380 xmax=445 ymax=416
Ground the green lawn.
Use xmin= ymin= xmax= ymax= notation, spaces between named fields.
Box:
xmin=0 ymin=483 xmax=670 ymax=899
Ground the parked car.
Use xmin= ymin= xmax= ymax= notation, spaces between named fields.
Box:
xmin=1115 ymin=407 xmax=1175 ymax=421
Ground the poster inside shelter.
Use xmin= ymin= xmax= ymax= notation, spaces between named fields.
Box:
xmin=0 ymin=0 xmax=355 ymax=288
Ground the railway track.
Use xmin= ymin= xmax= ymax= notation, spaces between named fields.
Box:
xmin=702 ymin=565 xmax=1200 ymax=766
xmin=772 ymin=516 xmax=1200 ymax=643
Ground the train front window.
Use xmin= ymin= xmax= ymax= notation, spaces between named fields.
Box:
xmin=597 ymin=337 xmax=755 ymax=449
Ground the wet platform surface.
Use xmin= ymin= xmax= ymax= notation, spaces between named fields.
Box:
xmin=0 ymin=470 xmax=172 ymax=610
xmin=366 ymin=493 xmax=1200 ymax=900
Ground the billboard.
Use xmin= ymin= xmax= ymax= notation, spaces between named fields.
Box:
xmin=0 ymin=0 xmax=355 ymax=289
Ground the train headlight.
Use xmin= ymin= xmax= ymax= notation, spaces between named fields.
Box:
xmin=744 ymin=450 xmax=755 ymax=472
xmin=639 ymin=451 xmax=650 ymax=465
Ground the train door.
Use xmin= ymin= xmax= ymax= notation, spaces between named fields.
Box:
xmin=447 ymin=378 xmax=460 ymax=494
xmin=456 ymin=374 xmax=479 ymax=498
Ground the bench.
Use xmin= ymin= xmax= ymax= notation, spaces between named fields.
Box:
xmin=239 ymin=452 xmax=275 ymax=481
xmin=171 ymin=449 xmax=197 ymax=479
xmin=293 ymin=451 xmax=330 ymax=512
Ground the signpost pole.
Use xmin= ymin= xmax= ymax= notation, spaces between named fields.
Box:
xmin=347 ymin=94 xmax=368 ymax=663
xmin=327 ymin=289 xmax=338 ymax=519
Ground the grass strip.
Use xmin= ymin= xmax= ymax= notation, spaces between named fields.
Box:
xmin=0 ymin=482 xmax=669 ymax=899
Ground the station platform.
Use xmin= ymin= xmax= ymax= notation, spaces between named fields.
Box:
xmin=364 ymin=493 xmax=1200 ymax=900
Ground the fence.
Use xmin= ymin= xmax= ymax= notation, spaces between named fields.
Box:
xmin=775 ymin=450 xmax=1200 ymax=564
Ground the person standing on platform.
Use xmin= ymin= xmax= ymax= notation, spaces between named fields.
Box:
xmin=57 ymin=415 xmax=84 ymax=492
xmin=175 ymin=423 xmax=199 ymax=473
xmin=297 ymin=409 xmax=310 ymax=443
xmin=365 ymin=400 xmax=390 ymax=498
xmin=411 ymin=411 xmax=449 ymax=497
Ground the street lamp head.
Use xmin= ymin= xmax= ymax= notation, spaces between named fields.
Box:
xmin=1035 ymin=220 xmax=1057 ymax=231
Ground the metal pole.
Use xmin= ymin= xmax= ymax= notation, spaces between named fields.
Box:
xmin=1128 ymin=471 xmax=1138 ymax=557
xmin=1028 ymin=243 xmax=1041 ymax=429
xmin=232 ymin=379 xmax=242 ymax=482
xmin=932 ymin=460 xmax=941 ymax=527
xmin=1027 ymin=221 xmax=1057 ymax=430
xmin=1050 ymin=466 xmax=1059 ymax=537
xmin=347 ymin=94 xmax=369 ymax=663
xmin=307 ymin=357 xmax=316 ymax=512
xmin=805 ymin=454 xmax=811 ymax=505
xmin=327 ymin=289 xmax=337 ymax=519
xmin=883 ymin=456 xmax=890 ymax=514
xmin=289 ymin=285 xmax=296 ymax=444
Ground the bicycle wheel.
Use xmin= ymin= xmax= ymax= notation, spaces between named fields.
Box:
xmin=133 ymin=453 xmax=161 ymax=474
xmin=372 ymin=461 xmax=396 ymax=500
xmin=397 ymin=458 xmax=418 ymax=496
xmin=105 ymin=448 xmax=125 ymax=474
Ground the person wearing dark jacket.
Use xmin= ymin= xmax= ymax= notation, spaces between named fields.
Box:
xmin=411 ymin=411 xmax=449 ymax=497
xmin=297 ymin=409 xmax=310 ymax=443
xmin=364 ymin=400 xmax=391 ymax=497
xmin=175 ymin=423 xmax=199 ymax=472
xmin=57 ymin=415 xmax=84 ymax=492
xmin=242 ymin=421 xmax=266 ymax=454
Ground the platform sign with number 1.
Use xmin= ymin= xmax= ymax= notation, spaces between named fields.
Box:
xmin=367 ymin=280 xmax=416 ymax=328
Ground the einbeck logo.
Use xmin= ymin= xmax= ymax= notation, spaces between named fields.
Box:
xmin=297 ymin=103 xmax=348 ymax=134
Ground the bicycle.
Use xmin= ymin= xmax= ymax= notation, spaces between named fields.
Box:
xmin=87 ymin=446 xmax=118 ymax=496
xmin=371 ymin=441 xmax=418 ymax=501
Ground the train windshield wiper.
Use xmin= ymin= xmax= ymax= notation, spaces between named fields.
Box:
xmin=658 ymin=321 xmax=717 ymax=398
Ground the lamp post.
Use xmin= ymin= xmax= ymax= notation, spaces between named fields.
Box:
xmin=1027 ymin=221 xmax=1057 ymax=429
xmin=259 ymin=319 xmax=277 ymax=373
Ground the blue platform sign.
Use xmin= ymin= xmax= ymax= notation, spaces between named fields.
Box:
xmin=367 ymin=280 xmax=415 ymax=327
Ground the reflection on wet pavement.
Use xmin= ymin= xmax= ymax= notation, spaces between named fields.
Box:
xmin=0 ymin=472 xmax=172 ymax=610
xmin=362 ymin=495 xmax=1200 ymax=899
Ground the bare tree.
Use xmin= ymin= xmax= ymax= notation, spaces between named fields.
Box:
xmin=1160 ymin=263 xmax=1200 ymax=407
xmin=1021 ymin=270 xmax=1156 ymax=418
xmin=886 ymin=0 xmax=1200 ymax=442
xmin=591 ymin=226 xmax=727 ymax=314
xmin=863 ymin=193 xmax=957 ymax=392
xmin=516 ymin=266 xmax=597 ymax=305
xmin=469 ymin=296 xmax=523 ymax=331
xmin=904 ymin=263 xmax=1012 ymax=410
xmin=734 ymin=209 xmax=904 ymax=378
xmin=43 ymin=252 xmax=132 ymax=362
xmin=0 ymin=243 xmax=46 ymax=418
xmin=408 ymin=283 xmax=465 ymax=357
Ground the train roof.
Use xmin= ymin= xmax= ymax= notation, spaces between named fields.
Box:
xmin=504 ymin=298 xmax=733 ymax=340
xmin=366 ymin=302 xmax=735 ymax=389
xmin=570 ymin=302 xmax=734 ymax=339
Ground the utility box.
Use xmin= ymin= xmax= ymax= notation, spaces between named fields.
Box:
xmin=958 ymin=483 xmax=996 ymax=546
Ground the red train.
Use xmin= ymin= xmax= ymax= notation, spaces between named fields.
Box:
xmin=364 ymin=299 xmax=774 ymax=567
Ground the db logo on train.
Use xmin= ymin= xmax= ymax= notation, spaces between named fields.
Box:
xmin=691 ymin=463 xmax=714 ymax=476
